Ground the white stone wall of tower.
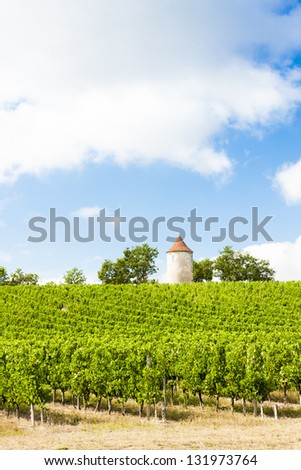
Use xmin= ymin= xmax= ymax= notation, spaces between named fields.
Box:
xmin=166 ymin=251 xmax=193 ymax=283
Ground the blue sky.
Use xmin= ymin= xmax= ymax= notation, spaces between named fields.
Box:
xmin=1 ymin=0 xmax=301 ymax=283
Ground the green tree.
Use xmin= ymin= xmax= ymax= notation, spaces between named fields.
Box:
xmin=214 ymin=246 xmax=275 ymax=282
xmin=63 ymin=267 xmax=86 ymax=285
xmin=8 ymin=268 xmax=39 ymax=285
xmin=123 ymin=244 xmax=158 ymax=284
xmin=0 ymin=267 xmax=8 ymax=285
xmin=193 ymin=259 xmax=214 ymax=282
xmin=98 ymin=244 xmax=158 ymax=284
xmin=98 ymin=258 xmax=130 ymax=285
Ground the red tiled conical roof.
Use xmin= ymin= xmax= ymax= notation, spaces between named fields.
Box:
xmin=166 ymin=235 xmax=193 ymax=253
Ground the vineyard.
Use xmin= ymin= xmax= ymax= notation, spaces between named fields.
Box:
xmin=1 ymin=282 xmax=301 ymax=424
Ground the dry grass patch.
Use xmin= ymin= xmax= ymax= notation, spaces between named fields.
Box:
xmin=1 ymin=402 xmax=301 ymax=450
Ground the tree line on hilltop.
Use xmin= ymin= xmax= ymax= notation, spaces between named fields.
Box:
xmin=0 ymin=244 xmax=275 ymax=286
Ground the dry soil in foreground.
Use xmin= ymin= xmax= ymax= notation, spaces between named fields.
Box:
xmin=1 ymin=403 xmax=301 ymax=450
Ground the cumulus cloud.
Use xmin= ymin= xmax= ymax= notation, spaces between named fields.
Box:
xmin=273 ymin=158 xmax=301 ymax=204
xmin=244 ymin=236 xmax=301 ymax=281
xmin=0 ymin=0 xmax=301 ymax=183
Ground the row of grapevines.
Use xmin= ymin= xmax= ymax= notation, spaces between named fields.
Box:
xmin=1 ymin=333 xmax=301 ymax=421
xmin=1 ymin=282 xmax=301 ymax=341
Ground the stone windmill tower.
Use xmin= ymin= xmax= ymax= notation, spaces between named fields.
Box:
xmin=166 ymin=235 xmax=193 ymax=283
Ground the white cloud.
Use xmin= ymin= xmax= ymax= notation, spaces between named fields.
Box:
xmin=72 ymin=206 xmax=103 ymax=218
xmin=0 ymin=0 xmax=301 ymax=183
xmin=244 ymin=236 xmax=301 ymax=280
xmin=273 ymin=158 xmax=301 ymax=204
